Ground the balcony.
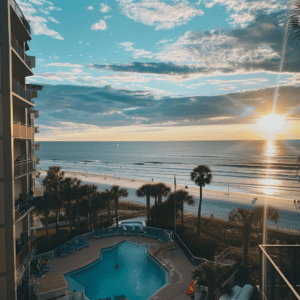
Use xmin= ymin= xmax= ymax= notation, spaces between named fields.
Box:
xmin=32 ymin=143 xmax=40 ymax=151
xmin=15 ymin=195 xmax=34 ymax=221
xmin=13 ymin=122 xmax=34 ymax=139
xmin=35 ymin=126 xmax=39 ymax=133
xmin=259 ymin=245 xmax=300 ymax=300
xmin=29 ymin=110 xmax=39 ymax=119
xmin=9 ymin=0 xmax=31 ymax=35
xmin=33 ymin=181 xmax=43 ymax=197
xmin=16 ymin=236 xmax=36 ymax=280
xmin=11 ymin=34 xmax=35 ymax=70
xmin=14 ymin=159 xmax=35 ymax=178
xmin=12 ymin=79 xmax=33 ymax=103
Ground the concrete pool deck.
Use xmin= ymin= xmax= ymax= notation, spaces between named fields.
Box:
xmin=46 ymin=235 xmax=196 ymax=300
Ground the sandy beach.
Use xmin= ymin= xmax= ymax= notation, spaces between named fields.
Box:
xmin=40 ymin=170 xmax=298 ymax=213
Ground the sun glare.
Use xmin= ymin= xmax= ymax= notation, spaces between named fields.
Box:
xmin=257 ymin=113 xmax=285 ymax=134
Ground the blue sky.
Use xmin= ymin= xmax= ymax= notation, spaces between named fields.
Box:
xmin=17 ymin=0 xmax=300 ymax=141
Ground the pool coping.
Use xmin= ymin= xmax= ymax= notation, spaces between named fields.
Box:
xmin=64 ymin=240 xmax=170 ymax=300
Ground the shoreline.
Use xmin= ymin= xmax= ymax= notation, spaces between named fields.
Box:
xmin=40 ymin=169 xmax=298 ymax=212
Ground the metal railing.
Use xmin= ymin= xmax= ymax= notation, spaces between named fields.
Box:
xmin=13 ymin=122 xmax=34 ymax=139
xmin=15 ymin=196 xmax=35 ymax=220
xmin=259 ymin=245 xmax=300 ymax=300
xmin=16 ymin=248 xmax=35 ymax=282
xmin=12 ymin=78 xmax=32 ymax=102
xmin=16 ymin=237 xmax=36 ymax=270
xmin=14 ymin=160 xmax=35 ymax=177
xmin=11 ymin=34 xmax=35 ymax=69
xmin=8 ymin=0 xmax=31 ymax=34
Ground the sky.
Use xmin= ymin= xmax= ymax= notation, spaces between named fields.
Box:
xmin=17 ymin=0 xmax=300 ymax=141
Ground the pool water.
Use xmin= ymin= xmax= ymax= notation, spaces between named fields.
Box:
xmin=66 ymin=241 xmax=169 ymax=300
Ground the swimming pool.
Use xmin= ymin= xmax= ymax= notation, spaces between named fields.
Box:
xmin=120 ymin=221 xmax=145 ymax=227
xmin=65 ymin=241 xmax=169 ymax=300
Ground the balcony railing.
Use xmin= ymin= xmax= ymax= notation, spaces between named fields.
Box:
xmin=13 ymin=122 xmax=34 ymax=139
xmin=11 ymin=35 xmax=35 ymax=69
xmin=12 ymin=78 xmax=33 ymax=102
xmin=259 ymin=245 xmax=300 ymax=300
xmin=16 ymin=236 xmax=36 ymax=271
xmin=32 ymin=143 xmax=40 ymax=151
xmin=8 ymin=0 xmax=31 ymax=34
xmin=35 ymin=126 xmax=39 ymax=133
xmin=14 ymin=160 xmax=35 ymax=178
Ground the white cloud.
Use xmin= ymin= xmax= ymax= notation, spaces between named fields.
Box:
xmin=117 ymin=0 xmax=204 ymax=30
xmin=100 ymin=3 xmax=111 ymax=13
xmin=48 ymin=16 xmax=59 ymax=23
xmin=79 ymin=41 xmax=82 ymax=44
xmin=86 ymin=43 xmax=90 ymax=45
xmin=104 ymin=15 xmax=113 ymax=19
xmin=156 ymin=38 xmax=173 ymax=45
xmin=91 ymin=19 xmax=107 ymax=30
xmin=119 ymin=41 xmax=153 ymax=59
xmin=87 ymin=5 xmax=93 ymax=10
xmin=48 ymin=63 xmax=84 ymax=67
xmin=205 ymin=0 xmax=286 ymax=26
xmin=16 ymin=0 xmax=64 ymax=40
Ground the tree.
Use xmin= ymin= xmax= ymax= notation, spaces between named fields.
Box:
xmin=287 ymin=1 xmax=300 ymax=44
xmin=33 ymin=192 xmax=53 ymax=243
xmin=61 ymin=177 xmax=80 ymax=234
xmin=91 ymin=191 xmax=106 ymax=228
xmin=167 ymin=190 xmax=195 ymax=227
xmin=109 ymin=185 xmax=128 ymax=231
xmin=155 ymin=183 xmax=171 ymax=206
xmin=102 ymin=189 xmax=114 ymax=225
xmin=228 ymin=207 xmax=280 ymax=267
xmin=137 ymin=184 xmax=154 ymax=224
xmin=81 ymin=184 xmax=97 ymax=230
xmin=73 ymin=179 xmax=83 ymax=229
xmin=150 ymin=198 xmax=178 ymax=227
xmin=191 ymin=262 xmax=232 ymax=300
xmin=42 ymin=166 xmax=65 ymax=236
xmin=191 ymin=165 xmax=212 ymax=237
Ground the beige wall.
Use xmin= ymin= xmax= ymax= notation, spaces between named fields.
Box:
xmin=13 ymin=107 xmax=23 ymax=124
xmin=15 ymin=218 xmax=23 ymax=240
xmin=14 ymin=177 xmax=23 ymax=201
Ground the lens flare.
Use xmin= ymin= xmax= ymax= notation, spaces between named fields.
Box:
xmin=257 ymin=113 xmax=285 ymax=133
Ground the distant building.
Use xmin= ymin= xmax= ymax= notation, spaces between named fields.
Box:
xmin=0 ymin=1 xmax=43 ymax=299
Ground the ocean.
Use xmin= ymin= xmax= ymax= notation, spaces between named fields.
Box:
xmin=37 ymin=140 xmax=300 ymax=230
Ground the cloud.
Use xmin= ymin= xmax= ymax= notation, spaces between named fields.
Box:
xmin=17 ymin=0 xmax=64 ymax=40
xmin=205 ymin=0 xmax=287 ymax=27
xmin=100 ymin=3 xmax=111 ymax=13
xmin=117 ymin=0 xmax=204 ymax=30
xmin=104 ymin=15 xmax=113 ymax=19
xmin=119 ymin=42 xmax=153 ymax=59
xmin=91 ymin=19 xmax=107 ymax=30
xmin=87 ymin=5 xmax=93 ymax=10
xmin=48 ymin=16 xmax=59 ymax=23
xmin=48 ymin=63 xmax=84 ymax=67
xmin=33 ymin=83 xmax=300 ymax=133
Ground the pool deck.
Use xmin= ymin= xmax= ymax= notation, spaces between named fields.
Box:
xmin=46 ymin=235 xmax=195 ymax=300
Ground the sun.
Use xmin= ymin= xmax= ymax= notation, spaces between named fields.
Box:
xmin=257 ymin=113 xmax=285 ymax=133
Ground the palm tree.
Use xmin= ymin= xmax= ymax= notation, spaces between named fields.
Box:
xmin=110 ymin=185 xmax=128 ymax=231
xmin=287 ymin=1 xmax=300 ymax=44
xmin=73 ymin=179 xmax=83 ymax=229
xmin=155 ymin=183 xmax=171 ymax=206
xmin=91 ymin=191 xmax=106 ymax=228
xmin=81 ymin=184 xmax=97 ymax=230
xmin=190 ymin=165 xmax=212 ymax=237
xmin=102 ymin=189 xmax=114 ymax=225
xmin=228 ymin=207 xmax=280 ymax=267
xmin=137 ymin=184 xmax=153 ymax=224
xmin=33 ymin=192 xmax=53 ymax=243
xmin=61 ymin=177 xmax=80 ymax=234
xmin=191 ymin=262 xmax=231 ymax=300
xmin=42 ymin=166 xmax=65 ymax=235
xmin=167 ymin=190 xmax=195 ymax=227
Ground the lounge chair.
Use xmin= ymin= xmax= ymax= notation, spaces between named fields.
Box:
xmin=126 ymin=226 xmax=133 ymax=235
xmin=118 ymin=226 xmax=124 ymax=234
xmin=111 ymin=227 xmax=117 ymax=235
xmin=145 ymin=227 xmax=151 ymax=237
xmin=94 ymin=229 xmax=101 ymax=238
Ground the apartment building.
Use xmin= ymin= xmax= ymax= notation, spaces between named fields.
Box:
xmin=0 ymin=1 xmax=43 ymax=299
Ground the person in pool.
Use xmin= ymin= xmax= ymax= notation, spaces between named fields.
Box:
xmin=114 ymin=264 xmax=122 ymax=269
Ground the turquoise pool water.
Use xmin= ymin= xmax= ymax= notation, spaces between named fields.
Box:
xmin=65 ymin=241 xmax=169 ymax=300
